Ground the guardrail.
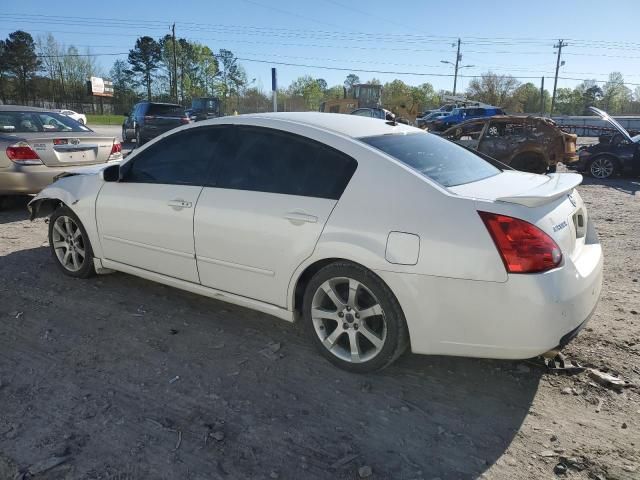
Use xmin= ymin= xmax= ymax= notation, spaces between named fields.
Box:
xmin=552 ymin=115 xmax=640 ymax=137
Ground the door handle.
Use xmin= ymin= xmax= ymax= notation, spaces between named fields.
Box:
xmin=284 ymin=211 xmax=318 ymax=224
xmin=168 ymin=199 xmax=192 ymax=209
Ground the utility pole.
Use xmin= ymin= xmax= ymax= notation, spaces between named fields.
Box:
xmin=172 ymin=23 xmax=178 ymax=103
xmin=540 ymin=76 xmax=545 ymax=115
xmin=271 ymin=67 xmax=277 ymax=112
xmin=550 ymin=39 xmax=567 ymax=116
xmin=453 ymin=38 xmax=461 ymax=96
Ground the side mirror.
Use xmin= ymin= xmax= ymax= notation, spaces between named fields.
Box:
xmin=102 ymin=164 xmax=121 ymax=182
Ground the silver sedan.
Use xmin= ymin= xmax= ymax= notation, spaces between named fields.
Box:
xmin=0 ymin=105 xmax=122 ymax=197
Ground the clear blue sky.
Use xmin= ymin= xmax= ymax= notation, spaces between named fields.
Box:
xmin=2 ymin=0 xmax=640 ymax=94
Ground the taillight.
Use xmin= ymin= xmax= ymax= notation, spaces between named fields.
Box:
xmin=6 ymin=142 xmax=43 ymax=165
xmin=110 ymin=141 xmax=122 ymax=155
xmin=478 ymin=211 xmax=562 ymax=274
xmin=181 ymin=116 xmax=190 ymax=124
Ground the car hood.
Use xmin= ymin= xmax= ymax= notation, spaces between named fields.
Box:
xmin=588 ymin=106 xmax=633 ymax=143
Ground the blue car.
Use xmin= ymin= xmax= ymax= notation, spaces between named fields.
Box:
xmin=427 ymin=106 xmax=505 ymax=132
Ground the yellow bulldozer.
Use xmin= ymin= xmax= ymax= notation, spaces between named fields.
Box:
xmin=319 ymin=84 xmax=383 ymax=114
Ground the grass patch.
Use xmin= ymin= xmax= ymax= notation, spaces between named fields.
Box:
xmin=86 ymin=114 xmax=125 ymax=125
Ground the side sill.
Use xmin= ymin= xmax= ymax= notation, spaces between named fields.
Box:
xmin=100 ymin=258 xmax=295 ymax=323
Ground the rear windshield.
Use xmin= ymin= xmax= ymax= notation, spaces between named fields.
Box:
xmin=147 ymin=104 xmax=184 ymax=116
xmin=360 ymin=132 xmax=500 ymax=187
xmin=0 ymin=111 xmax=91 ymax=133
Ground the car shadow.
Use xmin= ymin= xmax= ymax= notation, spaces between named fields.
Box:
xmin=0 ymin=245 xmax=542 ymax=479
xmin=580 ymin=175 xmax=640 ymax=196
xmin=0 ymin=196 xmax=31 ymax=224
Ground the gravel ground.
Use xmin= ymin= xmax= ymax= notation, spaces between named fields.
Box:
xmin=0 ymin=173 xmax=638 ymax=480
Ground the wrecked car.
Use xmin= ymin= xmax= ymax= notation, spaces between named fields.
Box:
xmin=441 ymin=115 xmax=578 ymax=174
xmin=571 ymin=107 xmax=640 ymax=179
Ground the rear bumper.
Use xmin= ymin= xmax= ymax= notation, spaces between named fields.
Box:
xmin=376 ymin=242 xmax=603 ymax=360
xmin=0 ymin=162 xmax=108 ymax=195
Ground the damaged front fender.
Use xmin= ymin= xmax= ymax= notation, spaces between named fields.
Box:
xmin=28 ymin=187 xmax=80 ymax=220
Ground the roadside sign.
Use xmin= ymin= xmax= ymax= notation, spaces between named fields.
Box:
xmin=87 ymin=76 xmax=114 ymax=97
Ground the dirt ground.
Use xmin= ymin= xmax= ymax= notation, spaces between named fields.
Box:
xmin=0 ymin=174 xmax=638 ymax=480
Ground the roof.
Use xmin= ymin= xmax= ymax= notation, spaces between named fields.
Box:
xmin=212 ymin=112 xmax=418 ymax=138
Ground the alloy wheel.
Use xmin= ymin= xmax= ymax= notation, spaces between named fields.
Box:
xmin=590 ymin=157 xmax=614 ymax=178
xmin=51 ymin=216 xmax=86 ymax=272
xmin=311 ymin=277 xmax=387 ymax=363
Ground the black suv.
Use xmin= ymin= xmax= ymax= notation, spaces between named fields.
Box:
xmin=122 ymin=102 xmax=188 ymax=145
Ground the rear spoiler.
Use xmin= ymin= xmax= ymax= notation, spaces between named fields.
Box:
xmin=496 ymin=173 xmax=583 ymax=207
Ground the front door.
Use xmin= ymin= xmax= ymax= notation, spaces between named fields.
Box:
xmin=96 ymin=127 xmax=219 ymax=283
xmin=194 ymin=125 xmax=358 ymax=307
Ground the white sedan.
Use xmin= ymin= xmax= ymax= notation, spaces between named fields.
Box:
xmin=28 ymin=113 xmax=603 ymax=372
xmin=59 ymin=109 xmax=87 ymax=125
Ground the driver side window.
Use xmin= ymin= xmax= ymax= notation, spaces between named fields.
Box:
xmin=123 ymin=127 xmax=224 ymax=186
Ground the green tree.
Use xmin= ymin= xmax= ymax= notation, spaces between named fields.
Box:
xmin=110 ymin=59 xmax=139 ymax=114
xmin=513 ymin=82 xmax=542 ymax=113
xmin=216 ymin=49 xmax=246 ymax=113
xmin=128 ymin=36 xmax=161 ymax=100
xmin=466 ymin=72 xmax=520 ymax=109
xmin=0 ymin=39 xmax=9 ymax=103
xmin=344 ymin=73 xmax=360 ymax=91
xmin=288 ymin=75 xmax=325 ymax=110
xmin=5 ymin=30 xmax=41 ymax=103
xmin=324 ymin=85 xmax=344 ymax=100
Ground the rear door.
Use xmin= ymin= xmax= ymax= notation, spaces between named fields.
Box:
xmin=194 ymin=125 xmax=358 ymax=307
xmin=96 ymin=127 xmax=218 ymax=283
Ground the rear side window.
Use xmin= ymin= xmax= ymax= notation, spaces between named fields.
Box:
xmin=0 ymin=111 xmax=89 ymax=133
xmin=214 ymin=126 xmax=357 ymax=200
xmin=361 ymin=132 xmax=500 ymax=187
xmin=147 ymin=104 xmax=184 ymax=116
xmin=123 ymin=127 xmax=223 ymax=185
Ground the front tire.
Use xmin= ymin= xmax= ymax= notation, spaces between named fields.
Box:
xmin=48 ymin=205 xmax=95 ymax=278
xmin=588 ymin=156 xmax=618 ymax=179
xmin=302 ymin=262 xmax=409 ymax=372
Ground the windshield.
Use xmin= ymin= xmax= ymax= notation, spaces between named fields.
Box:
xmin=360 ymin=132 xmax=500 ymax=187
xmin=0 ymin=111 xmax=91 ymax=133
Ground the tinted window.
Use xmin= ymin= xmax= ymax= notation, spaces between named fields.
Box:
xmin=147 ymin=104 xmax=184 ymax=116
xmin=214 ymin=127 xmax=357 ymax=200
xmin=361 ymin=132 xmax=500 ymax=187
xmin=123 ymin=127 xmax=222 ymax=185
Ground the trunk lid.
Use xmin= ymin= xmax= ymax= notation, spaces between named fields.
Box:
xmin=450 ymin=170 xmax=588 ymax=265
xmin=24 ymin=132 xmax=117 ymax=167
xmin=448 ymin=170 xmax=582 ymax=207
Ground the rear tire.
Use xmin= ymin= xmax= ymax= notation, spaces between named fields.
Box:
xmin=122 ymin=127 xmax=128 ymax=142
xmin=135 ymin=128 xmax=144 ymax=147
xmin=302 ymin=261 xmax=409 ymax=373
xmin=48 ymin=205 xmax=95 ymax=279
xmin=588 ymin=155 xmax=618 ymax=179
